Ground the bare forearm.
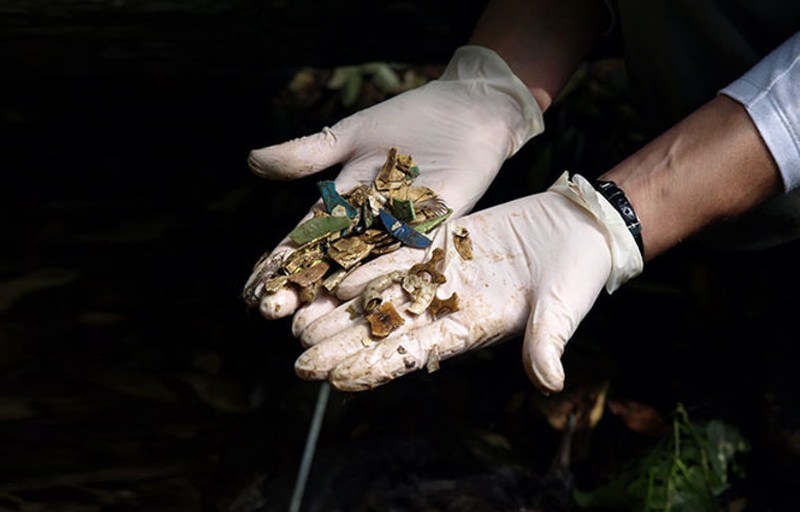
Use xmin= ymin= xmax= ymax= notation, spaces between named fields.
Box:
xmin=601 ymin=95 xmax=782 ymax=261
xmin=469 ymin=0 xmax=609 ymax=111
xmin=468 ymin=2 xmax=783 ymax=262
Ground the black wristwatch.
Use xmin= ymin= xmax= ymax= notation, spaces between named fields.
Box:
xmin=593 ymin=180 xmax=644 ymax=256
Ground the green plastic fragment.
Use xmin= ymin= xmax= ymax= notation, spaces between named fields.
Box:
xmin=391 ymin=198 xmax=416 ymax=223
xmin=318 ymin=181 xmax=357 ymax=218
xmin=407 ymin=165 xmax=420 ymax=178
xmin=289 ymin=215 xmax=352 ymax=245
xmin=413 ymin=209 xmax=453 ymax=233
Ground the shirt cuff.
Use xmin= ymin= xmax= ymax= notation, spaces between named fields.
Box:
xmin=720 ymin=32 xmax=800 ymax=192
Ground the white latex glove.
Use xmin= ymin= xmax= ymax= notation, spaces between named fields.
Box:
xmin=294 ymin=173 xmax=643 ymax=393
xmin=243 ymin=46 xmax=544 ymax=325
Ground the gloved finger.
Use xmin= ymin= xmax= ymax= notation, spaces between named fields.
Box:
xmin=248 ymin=197 xmax=348 ymax=319
xmin=295 ymin=290 xmax=448 ymax=380
xmin=248 ymin=122 xmax=353 ymax=180
xmin=522 ymin=283 xmax=603 ymax=394
xmin=259 ymin=287 xmax=301 ymax=320
xmin=258 ymin=252 xmax=342 ymax=321
xmin=246 ymin=213 xmax=315 ymax=317
xmin=249 ymin=202 xmax=409 ymax=319
xmin=258 ymin=228 xmax=432 ymax=320
xmin=243 ymin=245 xmax=293 ymax=301
xmin=294 ymin=321 xmax=371 ymax=381
xmin=300 ymin=284 xmax=409 ymax=346
xmin=522 ymin=312 xmax=570 ymax=394
xmin=291 ymin=293 xmax=341 ymax=342
xmin=328 ymin=310 xmax=485 ymax=392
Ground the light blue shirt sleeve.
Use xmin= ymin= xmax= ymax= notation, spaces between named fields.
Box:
xmin=721 ymin=31 xmax=800 ymax=192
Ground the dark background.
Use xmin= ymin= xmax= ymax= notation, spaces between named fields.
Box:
xmin=2 ymin=1 xmax=799 ymax=510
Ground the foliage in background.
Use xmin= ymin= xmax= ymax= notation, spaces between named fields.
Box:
xmin=575 ymin=404 xmax=748 ymax=511
xmin=326 ymin=62 xmax=429 ymax=107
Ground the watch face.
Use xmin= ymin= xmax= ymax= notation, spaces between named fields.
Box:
xmin=593 ymin=180 xmax=644 ymax=254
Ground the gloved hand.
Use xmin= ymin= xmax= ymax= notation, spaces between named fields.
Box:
xmin=243 ymin=46 xmax=544 ymax=325
xmin=293 ymin=173 xmax=643 ymax=393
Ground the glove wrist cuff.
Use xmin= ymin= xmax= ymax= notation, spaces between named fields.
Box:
xmin=548 ymin=172 xmax=644 ymax=292
xmin=440 ymin=45 xmax=544 ymax=155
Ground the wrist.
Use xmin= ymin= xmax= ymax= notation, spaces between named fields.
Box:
xmin=439 ymin=45 xmax=544 ymax=155
xmin=548 ymin=172 xmax=644 ymax=292
xmin=468 ymin=0 xmax=609 ymax=111
xmin=600 ymin=95 xmax=782 ymax=260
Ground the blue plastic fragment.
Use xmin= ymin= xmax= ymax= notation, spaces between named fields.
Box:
xmin=317 ymin=181 xmax=357 ymax=219
xmin=379 ymin=209 xmax=432 ymax=248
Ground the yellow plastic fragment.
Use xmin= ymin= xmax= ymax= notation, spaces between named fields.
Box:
xmin=429 ymin=292 xmax=459 ymax=318
xmin=366 ymin=302 xmax=405 ymax=338
xmin=453 ymin=226 xmax=474 ymax=260
xmin=288 ymin=261 xmax=330 ymax=287
xmin=327 ymin=237 xmax=374 ymax=269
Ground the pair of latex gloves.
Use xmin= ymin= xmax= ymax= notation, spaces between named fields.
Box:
xmin=244 ymin=46 xmax=643 ymax=394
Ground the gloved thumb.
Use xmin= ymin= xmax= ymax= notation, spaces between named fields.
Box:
xmin=248 ymin=124 xmax=352 ymax=180
xmin=522 ymin=301 xmax=576 ymax=394
xmin=521 ymin=172 xmax=646 ymax=393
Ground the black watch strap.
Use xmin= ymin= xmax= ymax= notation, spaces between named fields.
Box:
xmin=593 ymin=180 xmax=644 ymax=256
